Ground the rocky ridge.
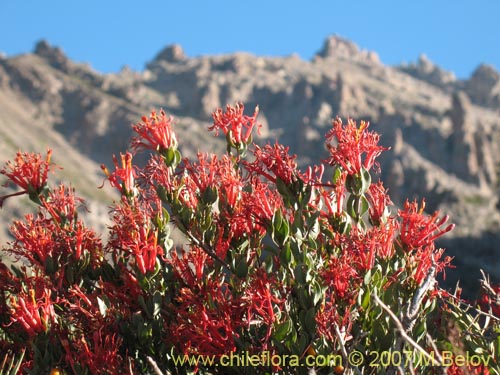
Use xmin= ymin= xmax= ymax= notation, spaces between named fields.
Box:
xmin=1 ymin=35 xmax=500 ymax=290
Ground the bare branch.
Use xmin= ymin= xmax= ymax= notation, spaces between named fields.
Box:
xmin=372 ymin=293 xmax=442 ymax=367
xmin=147 ymin=356 xmax=167 ymax=375
xmin=333 ymin=322 xmax=362 ymax=375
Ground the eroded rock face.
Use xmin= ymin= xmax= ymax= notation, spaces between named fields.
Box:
xmin=465 ymin=64 xmax=500 ymax=109
xmin=2 ymin=37 xmax=500 ymax=287
xmin=398 ymin=54 xmax=457 ymax=89
xmin=154 ymin=44 xmax=187 ymax=63
xmin=316 ymin=35 xmax=380 ymax=65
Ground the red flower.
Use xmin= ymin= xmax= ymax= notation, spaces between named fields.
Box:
xmin=101 ymin=152 xmax=136 ymax=196
xmin=321 ymin=170 xmax=347 ymax=217
xmin=41 ymin=184 xmax=82 ymax=225
xmin=108 ymin=198 xmax=163 ymax=274
xmin=209 ymin=103 xmax=260 ymax=145
xmin=1 ymin=149 xmax=54 ymax=205
xmin=410 ymin=245 xmax=452 ymax=285
xmin=366 ymin=180 xmax=392 ymax=225
xmin=9 ymin=285 xmax=55 ymax=337
xmin=325 ymin=118 xmax=388 ymax=175
xmin=131 ymin=226 xmax=162 ymax=275
xmin=183 ymin=153 xmax=242 ymax=207
xmin=478 ymin=283 xmax=500 ymax=317
xmin=169 ymin=249 xmax=243 ymax=357
xmin=246 ymin=143 xmax=298 ymax=185
xmin=243 ymin=270 xmax=285 ymax=344
xmin=242 ymin=179 xmax=283 ymax=225
xmin=66 ymin=329 xmax=123 ymax=375
xmin=9 ymin=214 xmax=57 ymax=268
xmin=131 ymin=109 xmax=177 ymax=153
xmin=322 ymin=254 xmax=359 ymax=299
xmin=373 ymin=218 xmax=397 ymax=259
xmin=399 ymin=199 xmax=455 ymax=250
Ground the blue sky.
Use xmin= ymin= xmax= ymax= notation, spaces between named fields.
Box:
xmin=1 ymin=1 xmax=499 ymax=79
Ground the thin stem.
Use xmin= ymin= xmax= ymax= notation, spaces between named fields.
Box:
xmin=372 ymin=293 xmax=442 ymax=367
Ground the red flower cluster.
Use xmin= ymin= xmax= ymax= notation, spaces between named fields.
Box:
xmin=399 ymin=199 xmax=455 ymax=250
xmin=101 ymin=152 xmax=136 ymax=196
xmin=8 ymin=283 xmax=55 ymax=338
xmin=366 ymin=180 xmax=392 ymax=225
xmin=108 ymin=198 xmax=163 ymax=275
xmin=209 ymin=103 xmax=260 ymax=146
xmin=0 ymin=149 xmax=54 ymax=206
xmin=325 ymin=118 xmax=387 ymax=175
xmin=246 ymin=142 xmax=298 ymax=185
xmin=131 ymin=109 xmax=177 ymax=153
xmin=168 ymin=247 xmax=243 ymax=356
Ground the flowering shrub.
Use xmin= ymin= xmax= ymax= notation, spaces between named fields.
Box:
xmin=0 ymin=103 xmax=499 ymax=374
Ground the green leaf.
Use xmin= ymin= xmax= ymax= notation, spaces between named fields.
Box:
xmin=413 ymin=320 xmax=426 ymax=342
xmin=174 ymin=150 xmax=182 ymax=166
xmin=360 ymin=167 xmax=372 ymax=194
xmin=164 ymin=147 xmax=176 ymax=166
xmin=359 ymin=195 xmax=369 ymax=216
xmin=45 ymin=256 xmax=55 ymax=275
xmin=272 ymin=210 xmax=289 ymax=245
xmin=156 ymin=185 xmax=170 ymax=203
xmin=361 ymin=291 xmax=371 ymax=311
xmin=332 ymin=166 xmax=343 ymax=184
xmin=280 ymin=243 xmax=293 ymax=266
xmin=346 ymin=194 xmax=358 ymax=219
xmin=201 ymin=186 xmax=218 ymax=205
xmin=305 ymin=307 xmax=317 ymax=335
xmin=234 ymin=256 xmax=249 ymax=278
xmin=274 ymin=320 xmax=292 ymax=341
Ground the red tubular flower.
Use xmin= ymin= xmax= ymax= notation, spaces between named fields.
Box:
xmin=209 ymin=103 xmax=260 ymax=145
xmin=302 ymin=163 xmax=325 ymax=185
xmin=479 ymin=283 xmax=500 ymax=317
xmin=183 ymin=153 xmax=220 ymax=193
xmin=321 ymin=255 xmax=359 ymax=300
xmin=131 ymin=109 xmax=177 ymax=153
xmin=131 ymin=226 xmax=163 ymax=275
xmin=168 ymin=247 xmax=245 ymax=356
xmin=41 ymin=184 xmax=82 ymax=225
xmin=366 ymin=180 xmax=392 ymax=225
xmin=399 ymin=199 xmax=455 ymax=250
xmin=101 ymin=152 xmax=136 ymax=196
xmin=325 ymin=118 xmax=388 ymax=175
xmin=243 ymin=179 xmax=283 ymax=225
xmin=246 ymin=143 xmax=298 ymax=184
xmin=108 ymin=199 xmax=163 ymax=274
xmin=1 ymin=149 xmax=54 ymax=205
xmin=243 ymin=270 xmax=285 ymax=344
xmin=373 ymin=218 xmax=397 ymax=259
xmin=410 ymin=245 xmax=452 ymax=285
xmin=9 ymin=214 xmax=56 ymax=267
xmin=68 ymin=329 xmax=123 ymax=375
xmin=9 ymin=286 xmax=55 ymax=337
xmin=321 ymin=170 xmax=347 ymax=217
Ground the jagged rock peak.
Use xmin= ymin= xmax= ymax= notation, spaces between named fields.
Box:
xmin=154 ymin=44 xmax=186 ymax=63
xmin=398 ymin=54 xmax=456 ymax=87
xmin=465 ymin=64 xmax=500 ymax=109
xmin=469 ymin=64 xmax=500 ymax=88
xmin=34 ymin=40 xmax=68 ymax=63
xmin=316 ymin=35 xmax=379 ymax=64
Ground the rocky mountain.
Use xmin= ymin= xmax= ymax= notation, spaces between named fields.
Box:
xmin=1 ymin=35 xmax=500 ymax=292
